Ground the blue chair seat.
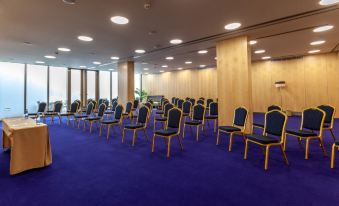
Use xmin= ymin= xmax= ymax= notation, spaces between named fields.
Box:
xmin=286 ymin=129 xmax=317 ymax=137
xmin=101 ymin=119 xmax=119 ymax=124
xmin=60 ymin=112 xmax=75 ymax=116
xmin=124 ymin=123 xmax=144 ymax=129
xmin=104 ymin=111 xmax=114 ymax=114
xmin=219 ymin=126 xmax=241 ymax=132
xmin=74 ymin=114 xmax=88 ymax=119
xmin=253 ymin=122 xmax=264 ymax=128
xmin=323 ymin=123 xmax=331 ymax=128
xmin=185 ymin=120 xmax=202 ymax=126
xmin=85 ymin=116 xmax=101 ymax=121
xmin=205 ymin=115 xmax=218 ymax=120
xmin=155 ymin=117 xmax=167 ymax=122
xmin=45 ymin=112 xmax=59 ymax=115
xmin=155 ymin=129 xmax=177 ymax=136
xmin=246 ymin=134 xmax=279 ymax=144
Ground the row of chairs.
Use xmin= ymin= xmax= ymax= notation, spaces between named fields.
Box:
xmin=217 ymin=104 xmax=337 ymax=170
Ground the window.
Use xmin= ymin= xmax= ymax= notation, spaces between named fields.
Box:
xmin=99 ymin=71 xmax=110 ymax=100
xmin=0 ymin=62 xmax=25 ymax=119
xmin=112 ymin=72 xmax=118 ymax=99
xmin=134 ymin=73 xmax=141 ymax=99
xmin=71 ymin=69 xmax=81 ymax=102
xmin=26 ymin=64 xmax=48 ymax=113
xmin=87 ymin=71 xmax=96 ymax=100
xmin=49 ymin=67 xmax=68 ymax=111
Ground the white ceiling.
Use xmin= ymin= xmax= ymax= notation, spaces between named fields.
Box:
xmin=0 ymin=0 xmax=338 ymax=73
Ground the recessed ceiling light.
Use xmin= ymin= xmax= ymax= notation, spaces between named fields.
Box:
xmin=109 ymin=69 xmax=114 ymax=71
xmin=160 ymin=70 xmax=164 ymax=73
xmin=44 ymin=55 xmax=56 ymax=59
xmin=319 ymin=0 xmax=339 ymax=5
xmin=185 ymin=61 xmax=192 ymax=64
xmin=78 ymin=35 xmax=93 ymax=42
xmin=170 ymin=39 xmax=183 ymax=44
xmin=254 ymin=50 xmax=266 ymax=54
xmin=313 ymin=25 xmax=334 ymax=32
xmin=35 ymin=61 xmax=45 ymax=64
xmin=93 ymin=61 xmax=101 ymax=65
xmin=262 ymin=56 xmax=271 ymax=60
xmin=249 ymin=40 xmax=257 ymax=45
xmin=224 ymin=22 xmax=242 ymax=30
xmin=161 ymin=65 xmax=168 ymax=68
xmin=63 ymin=0 xmax=76 ymax=4
xmin=308 ymin=50 xmax=320 ymax=54
xmin=199 ymin=65 xmax=206 ymax=68
xmin=141 ymin=62 xmax=148 ymax=65
xmin=135 ymin=49 xmax=146 ymax=54
xmin=214 ymin=57 xmax=217 ymax=60
xmin=310 ymin=40 xmax=326 ymax=45
xmin=79 ymin=66 xmax=86 ymax=68
xmin=165 ymin=56 xmax=174 ymax=60
xmin=177 ymin=67 xmax=183 ymax=70
xmin=143 ymin=68 xmax=149 ymax=71
xmin=111 ymin=56 xmax=120 ymax=60
xmin=58 ymin=47 xmax=71 ymax=52
xmin=198 ymin=50 xmax=208 ymax=54
xmin=110 ymin=16 xmax=129 ymax=25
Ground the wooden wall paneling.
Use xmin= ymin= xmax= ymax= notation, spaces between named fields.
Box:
xmin=325 ymin=52 xmax=339 ymax=117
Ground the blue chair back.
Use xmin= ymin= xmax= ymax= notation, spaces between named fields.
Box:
xmin=193 ymin=104 xmax=205 ymax=121
xmin=233 ymin=107 xmax=248 ymax=127
xmin=114 ymin=105 xmax=123 ymax=120
xmin=167 ymin=108 xmax=182 ymax=130
xmin=318 ymin=105 xmax=335 ymax=124
xmin=268 ymin=105 xmax=282 ymax=112
xmin=209 ymin=102 xmax=218 ymax=116
xmin=182 ymin=101 xmax=192 ymax=114
xmin=264 ymin=110 xmax=287 ymax=137
xmin=137 ymin=106 xmax=149 ymax=124
xmin=302 ymin=108 xmax=325 ymax=131
xmin=97 ymin=103 xmax=106 ymax=117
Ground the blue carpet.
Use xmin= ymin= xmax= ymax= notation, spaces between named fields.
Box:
xmin=1 ymin=112 xmax=339 ymax=206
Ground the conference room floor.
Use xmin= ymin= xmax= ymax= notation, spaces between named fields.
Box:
xmin=0 ymin=112 xmax=339 ymax=206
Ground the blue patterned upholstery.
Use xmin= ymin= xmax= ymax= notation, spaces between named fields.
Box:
xmin=167 ymin=108 xmax=182 ymax=129
xmin=265 ymin=111 xmax=286 ymax=136
xmin=302 ymin=108 xmax=324 ymax=131
xmin=234 ymin=107 xmax=247 ymax=127
xmin=192 ymin=104 xmax=205 ymax=121
xmin=137 ymin=107 xmax=148 ymax=124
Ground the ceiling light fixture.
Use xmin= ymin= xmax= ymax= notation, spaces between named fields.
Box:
xmin=35 ymin=61 xmax=45 ymax=64
xmin=135 ymin=49 xmax=146 ymax=54
xmin=165 ymin=56 xmax=174 ymax=60
xmin=44 ymin=55 xmax=56 ymax=59
xmin=177 ymin=67 xmax=183 ymax=70
xmin=313 ymin=25 xmax=334 ymax=32
xmin=63 ymin=0 xmax=76 ymax=4
xmin=249 ymin=40 xmax=257 ymax=45
xmin=78 ymin=36 xmax=93 ymax=42
xmin=93 ymin=61 xmax=101 ymax=65
xmin=170 ymin=39 xmax=183 ymax=44
xmin=111 ymin=56 xmax=120 ymax=60
xmin=185 ymin=61 xmax=192 ymax=64
xmin=199 ymin=65 xmax=206 ymax=68
xmin=110 ymin=16 xmax=129 ymax=25
xmin=198 ymin=50 xmax=208 ymax=54
xmin=161 ymin=65 xmax=168 ymax=68
xmin=79 ymin=66 xmax=86 ymax=68
xmin=224 ymin=22 xmax=241 ymax=30
xmin=143 ymin=68 xmax=149 ymax=71
xmin=58 ymin=47 xmax=71 ymax=52
xmin=262 ymin=56 xmax=271 ymax=60
xmin=254 ymin=50 xmax=266 ymax=54
xmin=308 ymin=50 xmax=320 ymax=54
xmin=310 ymin=40 xmax=326 ymax=45
xmin=319 ymin=0 xmax=339 ymax=5
xmin=109 ymin=69 xmax=114 ymax=71
xmin=160 ymin=70 xmax=164 ymax=73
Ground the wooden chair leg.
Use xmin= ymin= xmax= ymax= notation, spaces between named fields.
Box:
xmin=152 ymin=134 xmax=156 ymax=153
xmin=132 ymin=130 xmax=137 ymax=146
xmin=331 ymin=144 xmax=336 ymax=169
xmin=280 ymin=145 xmax=289 ymax=166
xmin=122 ymin=129 xmax=126 ymax=143
xmin=214 ymin=119 xmax=217 ymax=133
xmin=196 ymin=125 xmax=199 ymax=142
xmin=228 ymin=133 xmax=233 ymax=152
xmin=182 ymin=124 xmax=186 ymax=139
xmin=100 ymin=124 xmax=103 ymax=136
xmin=216 ymin=129 xmax=220 ymax=145
xmin=244 ymin=139 xmax=249 ymax=160
xmin=330 ymin=129 xmax=336 ymax=142
xmin=318 ymin=138 xmax=327 ymax=156
xmin=305 ymin=138 xmax=310 ymax=160
xmin=90 ymin=122 xmax=93 ymax=133
xmin=264 ymin=146 xmax=270 ymax=170
xmin=107 ymin=125 xmax=111 ymax=140
xmin=167 ymin=137 xmax=171 ymax=158
xmin=177 ymin=135 xmax=183 ymax=150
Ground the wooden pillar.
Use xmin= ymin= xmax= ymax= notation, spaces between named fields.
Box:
xmin=118 ymin=61 xmax=135 ymax=106
xmin=216 ymin=36 xmax=252 ymax=133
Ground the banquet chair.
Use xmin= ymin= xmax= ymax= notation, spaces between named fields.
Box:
xmin=183 ymin=104 xmax=206 ymax=142
xmin=189 ymin=98 xmax=195 ymax=106
xmin=199 ymin=97 xmax=205 ymax=101
xmin=217 ymin=107 xmax=248 ymax=151
xmin=60 ymin=101 xmax=79 ymax=126
xmin=122 ymin=106 xmax=150 ymax=146
xmin=244 ymin=110 xmax=289 ymax=170
xmin=285 ymin=108 xmax=326 ymax=160
xmin=253 ymin=105 xmax=282 ymax=131
xmin=132 ymin=99 xmax=139 ymax=113
xmin=197 ymin=99 xmax=204 ymax=106
xmin=171 ymin=97 xmax=176 ymax=104
xmin=182 ymin=101 xmax=192 ymax=122
xmin=154 ymin=103 xmax=174 ymax=130
xmin=74 ymin=102 xmax=94 ymax=128
xmin=318 ymin=105 xmax=336 ymax=141
xmin=122 ymin=101 xmax=133 ymax=120
xmin=152 ymin=108 xmax=183 ymax=158
xmin=100 ymin=104 xmax=123 ymax=140
xmin=84 ymin=103 xmax=106 ymax=133
xmin=44 ymin=101 xmax=63 ymax=125
xmin=105 ymin=100 xmax=118 ymax=117
xmin=177 ymin=99 xmax=184 ymax=110
xmin=28 ymin=102 xmax=47 ymax=119
xmin=205 ymin=102 xmax=218 ymax=133
xmin=331 ymin=141 xmax=339 ymax=168
xmin=206 ymin=98 xmax=213 ymax=110
xmin=156 ymin=99 xmax=169 ymax=115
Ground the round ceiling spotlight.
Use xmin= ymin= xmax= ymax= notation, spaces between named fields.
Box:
xmin=313 ymin=25 xmax=334 ymax=32
xmin=63 ymin=0 xmax=76 ymax=5
xmin=110 ymin=16 xmax=129 ymax=25
xmin=224 ymin=22 xmax=241 ymax=30
xmin=185 ymin=61 xmax=192 ymax=64
xmin=58 ymin=47 xmax=71 ymax=52
xmin=79 ymin=66 xmax=87 ymax=68
xmin=249 ymin=40 xmax=257 ymax=45
xmin=262 ymin=56 xmax=271 ymax=60
xmin=78 ymin=36 xmax=93 ymax=42
xmin=170 ymin=39 xmax=183 ymax=45
xmin=111 ymin=56 xmax=120 ymax=60
xmin=310 ymin=40 xmax=326 ymax=45
xmin=198 ymin=50 xmax=208 ymax=54
xmin=254 ymin=50 xmax=266 ymax=54
xmin=319 ymin=0 xmax=339 ymax=5
xmin=308 ymin=50 xmax=320 ymax=54
xmin=199 ymin=65 xmax=206 ymax=68
xmin=35 ymin=61 xmax=45 ymax=64
xmin=165 ymin=56 xmax=174 ymax=60
xmin=93 ymin=61 xmax=101 ymax=65
xmin=135 ymin=49 xmax=146 ymax=54
xmin=44 ymin=55 xmax=56 ymax=59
